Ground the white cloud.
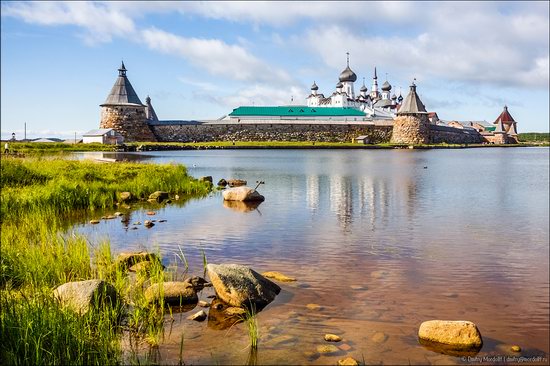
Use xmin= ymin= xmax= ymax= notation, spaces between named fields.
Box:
xmin=141 ymin=27 xmax=293 ymax=86
xmin=2 ymin=2 xmax=135 ymax=44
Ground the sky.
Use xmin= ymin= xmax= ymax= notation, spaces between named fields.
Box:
xmin=1 ymin=1 xmax=549 ymax=139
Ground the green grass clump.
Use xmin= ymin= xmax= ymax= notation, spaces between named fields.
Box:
xmin=0 ymin=290 xmax=121 ymax=366
xmin=1 ymin=142 xmax=115 ymax=154
xmin=1 ymin=157 xmax=210 ymax=221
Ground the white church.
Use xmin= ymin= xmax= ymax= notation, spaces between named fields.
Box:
xmin=306 ymin=53 xmax=402 ymax=118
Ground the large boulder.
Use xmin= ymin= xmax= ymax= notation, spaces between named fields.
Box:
xmin=53 ymin=279 xmax=118 ymax=315
xmin=206 ymin=263 xmax=280 ymax=308
xmin=418 ymin=320 xmax=483 ymax=350
xmin=148 ymin=191 xmax=169 ymax=202
xmin=144 ymin=281 xmax=198 ymax=306
xmin=222 ymin=187 xmax=265 ymax=202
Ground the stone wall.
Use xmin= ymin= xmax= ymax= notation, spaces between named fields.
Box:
xmin=429 ymin=125 xmax=484 ymax=144
xmin=150 ymin=123 xmax=393 ymax=143
xmin=100 ymin=106 xmax=157 ymax=142
xmin=390 ymin=115 xmax=430 ymax=144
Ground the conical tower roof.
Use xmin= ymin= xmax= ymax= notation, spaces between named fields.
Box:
xmin=494 ymin=118 xmax=506 ymax=133
xmin=101 ymin=62 xmax=145 ymax=107
xmin=397 ymin=82 xmax=427 ymax=115
xmin=494 ymin=105 xmax=515 ymax=124
xmin=145 ymin=96 xmax=159 ymax=122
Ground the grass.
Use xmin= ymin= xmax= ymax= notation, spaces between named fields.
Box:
xmin=1 ymin=157 xmax=210 ymax=222
xmin=2 ymin=142 xmax=116 ymax=154
xmin=0 ymin=156 xmax=212 ymax=365
xmin=518 ymin=132 xmax=550 ymax=143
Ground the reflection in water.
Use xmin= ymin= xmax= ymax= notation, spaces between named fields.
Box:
xmin=223 ymin=200 xmax=263 ymax=213
xmin=71 ymin=148 xmax=549 ymax=364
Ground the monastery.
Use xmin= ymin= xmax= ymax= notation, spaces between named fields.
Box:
xmin=96 ymin=61 xmax=519 ymax=145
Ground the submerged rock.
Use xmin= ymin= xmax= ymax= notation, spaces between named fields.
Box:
xmin=511 ymin=345 xmax=521 ymax=352
xmin=144 ymin=281 xmax=198 ymax=306
xmin=222 ymin=186 xmax=265 ymax=202
xmin=149 ymin=191 xmax=169 ymax=202
xmin=144 ymin=220 xmax=155 ymax=228
xmin=90 ymin=219 xmax=100 ymax=224
xmin=262 ymin=271 xmax=296 ymax=282
xmin=53 ymin=279 xmax=118 ymax=315
xmin=316 ymin=344 xmax=340 ymax=354
xmin=227 ymin=179 xmax=247 ymax=187
xmin=206 ymin=263 xmax=280 ymax=308
xmin=371 ymin=332 xmax=388 ymax=344
xmin=418 ymin=320 xmax=483 ymax=350
xmin=306 ymin=303 xmax=322 ymax=311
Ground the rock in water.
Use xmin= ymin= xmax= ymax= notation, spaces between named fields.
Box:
xmin=227 ymin=179 xmax=247 ymax=187
xmin=90 ymin=219 xmax=100 ymax=224
xmin=206 ymin=263 xmax=280 ymax=308
xmin=222 ymin=187 xmax=265 ymax=202
xmin=148 ymin=191 xmax=169 ymax=202
xmin=338 ymin=357 xmax=359 ymax=366
xmin=325 ymin=334 xmax=342 ymax=342
xmin=144 ymin=220 xmax=155 ymax=228
xmin=316 ymin=344 xmax=340 ymax=354
xmin=53 ymin=279 xmax=118 ymax=315
xmin=217 ymin=179 xmax=228 ymax=187
xmin=115 ymin=252 xmax=161 ymax=271
xmin=199 ymin=176 xmax=213 ymax=184
xmin=418 ymin=320 xmax=483 ymax=350
xmin=144 ymin=281 xmax=198 ymax=306
xmin=188 ymin=310 xmax=207 ymax=321
xmin=262 ymin=271 xmax=296 ymax=282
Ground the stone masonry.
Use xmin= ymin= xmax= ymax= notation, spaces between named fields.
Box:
xmin=390 ymin=115 xmax=430 ymax=144
xmin=150 ymin=123 xmax=393 ymax=143
xmin=100 ymin=106 xmax=157 ymax=142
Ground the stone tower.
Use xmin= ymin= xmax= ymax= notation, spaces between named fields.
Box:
xmin=390 ymin=81 xmax=429 ymax=144
xmin=99 ymin=62 xmax=157 ymax=142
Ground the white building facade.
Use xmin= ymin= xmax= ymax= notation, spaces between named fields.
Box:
xmin=306 ymin=55 xmax=402 ymax=118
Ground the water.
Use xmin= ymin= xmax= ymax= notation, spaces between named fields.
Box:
xmin=74 ymin=148 xmax=549 ymax=364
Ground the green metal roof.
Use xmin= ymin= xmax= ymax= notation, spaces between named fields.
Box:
xmin=485 ymin=126 xmax=496 ymax=132
xmin=229 ymin=106 xmax=366 ymax=117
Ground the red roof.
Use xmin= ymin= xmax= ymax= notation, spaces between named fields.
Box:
xmin=494 ymin=106 xmax=516 ymax=124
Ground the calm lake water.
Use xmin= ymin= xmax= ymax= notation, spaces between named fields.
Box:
xmin=74 ymin=148 xmax=549 ymax=365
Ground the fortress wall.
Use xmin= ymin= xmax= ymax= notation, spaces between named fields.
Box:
xmin=429 ymin=125 xmax=485 ymax=144
xmin=150 ymin=123 xmax=393 ymax=143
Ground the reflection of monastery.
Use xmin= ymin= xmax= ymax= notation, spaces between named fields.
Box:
xmin=96 ymin=60 xmax=519 ymax=145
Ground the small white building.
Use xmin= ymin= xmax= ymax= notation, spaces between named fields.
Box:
xmin=83 ymin=128 xmax=124 ymax=145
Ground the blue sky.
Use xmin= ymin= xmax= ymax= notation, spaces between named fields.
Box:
xmin=1 ymin=1 xmax=549 ymax=139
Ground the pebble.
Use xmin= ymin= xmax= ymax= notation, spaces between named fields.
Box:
xmin=325 ymin=333 xmax=342 ymax=342
xmin=262 ymin=271 xmax=297 ymax=282
xmin=371 ymin=332 xmax=388 ymax=343
xmin=130 ymin=227 xmax=138 ymax=230
xmin=158 ymin=219 xmax=167 ymax=223
xmin=316 ymin=344 xmax=340 ymax=354
xmin=443 ymin=292 xmax=459 ymax=298
xmin=187 ymin=310 xmax=207 ymax=322
xmin=133 ymin=221 xmax=141 ymax=225
xmin=511 ymin=345 xmax=521 ymax=352
xmin=144 ymin=220 xmax=155 ymax=228
xmin=350 ymin=285 xmax=367 ymax=290
xmin=114 ymin=212 xmax=123 ymax=216
xmin=370 ymin=270 xmax=389 ymax=279
xmin=306 ymin=303 xmax=322 ymax=311
xmin=198 ymin=300 xmax=209 ymax=307
xmin=105 ymin=215 xmax=116 ymax=220
xmin=89 ymin=220 xmax=100 ymax=224
xmin=337 ymin=357 xmax=359 ymax=366
xmin=339 ymin=343 xmax=352 ymax=351
xmin=146 ymin=211 xmax=156 ymax=215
